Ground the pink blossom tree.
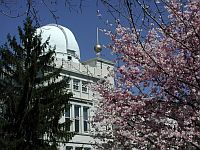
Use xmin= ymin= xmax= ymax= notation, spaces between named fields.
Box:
xmin=93 ymin=0 xmax=200 ymax=149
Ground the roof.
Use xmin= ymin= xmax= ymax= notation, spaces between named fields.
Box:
xmin=36 ymin=24 xmax=80 ymax=60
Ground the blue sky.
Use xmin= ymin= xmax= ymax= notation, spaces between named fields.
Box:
xmin=0 ymin=0 xmax=114 ymax=62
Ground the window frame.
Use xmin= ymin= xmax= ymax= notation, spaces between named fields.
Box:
xmin=65 ymin=104 xmax=71 ymax=131
xmin=74 ymin=105 xmax=81 ymax=132
xmin=73 ymin=79 xmax=80 ymax=91
xmin=83 ymin=106 xmax=90 ymax=132
xmin=66 ymin=79 xmax=71 ymax=89
xmin=82 ymin=81 xmax=88 ymax=93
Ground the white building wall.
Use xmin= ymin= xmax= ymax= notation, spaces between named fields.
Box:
xmin=57 ymin=57 xmax=114 ymax=150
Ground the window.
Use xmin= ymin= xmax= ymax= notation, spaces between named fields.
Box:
xmin=66 ymin=146 xmax=73 ymax=150
xmin=84 ymin=148 xmax=91 ymax=150
xmin=66 ymin=80 xmax=70 ymax=89
xmin=82 ymin=81 xmax=88 ymax=93
xmin=74 ymin=105 xmax=80 ymax=132
xmin=65 ymin=104 xmax=91 ymax=133
xmin=65 ymin=105 xmax=71 ymax=131
xmin=73 ymin=79 xmax=80 ymax=91
xmin=75 ymin=147 xmax=83 ymax=150
xmin=83 ymin=107 xmax=90 ymax=132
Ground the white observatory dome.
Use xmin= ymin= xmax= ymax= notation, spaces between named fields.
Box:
xmin=36 ymin=24 xmax=80 ymax=63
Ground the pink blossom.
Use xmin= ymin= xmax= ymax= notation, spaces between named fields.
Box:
xmin=93 ymin=0 xmax=200 ymax=149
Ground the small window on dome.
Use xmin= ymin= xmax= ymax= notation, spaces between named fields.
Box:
xmin=67 ymin=49 xmax=75 ymax=57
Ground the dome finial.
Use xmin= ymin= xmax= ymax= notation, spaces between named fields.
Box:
xmin=94 ymin=27 xmax=102 ymax=57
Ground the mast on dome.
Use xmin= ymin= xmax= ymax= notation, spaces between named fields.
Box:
xmin=94 ymin=27 xmax=102 ymax=57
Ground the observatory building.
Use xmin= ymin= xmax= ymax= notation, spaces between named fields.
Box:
xmin=37 ymin=24 xmax=114 ymax=150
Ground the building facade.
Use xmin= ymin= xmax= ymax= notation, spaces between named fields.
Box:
xmin=37 ymin=24 xmax=114 ymax=150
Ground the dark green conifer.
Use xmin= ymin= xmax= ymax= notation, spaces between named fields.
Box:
xmin=0 ymin=18 xmax=74 ymax=150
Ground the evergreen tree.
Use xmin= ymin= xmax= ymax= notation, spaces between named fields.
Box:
xmin=0 ymin=18 xmax=74 ymax=150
